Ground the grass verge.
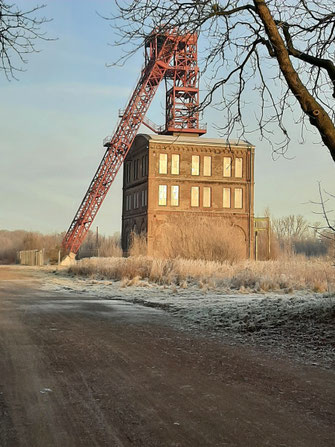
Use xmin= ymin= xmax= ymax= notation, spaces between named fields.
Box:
xmin=68 ymin=256 xmax=334 ymax=293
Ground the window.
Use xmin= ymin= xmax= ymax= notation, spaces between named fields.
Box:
xmin=171 ymin=154 xmax=180 ymax=175
xmin=158 ymin=185 xmax=167 ymax=206
xmin=141 ymin=156 xmax=145 ymax=177
xmin=133 ymin=192 xmax=140 ymax=209
xmin=191 ymin=186 xmax=199 ymax=207
xmin=125 ymin=162 xmax=131 ymax=184
xmin=234 ymin=188 xmax=243 ymax=209
xmin=203 ymin=156 xmax=212 ymax=176
xmin=142 ymin=154 xmax=148 ymax=176
xmin=141 ymin=190 xmax=148 ymax=207
xmin=171 ymin=185 xmax=179 ymax=206
xmin=133 ymin=159 xmax=139 ymax=180
xmin=191 ymin=155 xmax=200 ymax=175
xmin=223 ymin=157 xmax=231 ymax=177
xmin=125 ymin=195 xmax=131 ymax=211
xmin=203 ymin=187 xmax=211 ymax=208
xmin=223 ymin=188 xmax=231 ymax=208
xmin=235 ymin=157 xmax=243 ymax=178
xmin=159 ymin=153 xmax=168 ymax=174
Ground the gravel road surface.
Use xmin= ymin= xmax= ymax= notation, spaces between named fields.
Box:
xmin=0 ymin=266 xmax=334 ymax=446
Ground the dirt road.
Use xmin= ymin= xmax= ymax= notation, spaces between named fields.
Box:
xmin=0 ymin=266 xmax=334 ymax=446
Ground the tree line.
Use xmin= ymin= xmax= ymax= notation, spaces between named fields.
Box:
xmin=0 ymin=216 xmax=333 ymax=264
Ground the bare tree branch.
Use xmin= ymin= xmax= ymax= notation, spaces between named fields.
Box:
xmin=0 ymin=1 xmax=52 ymax=80
xmin=105 ymin=0 xmax=335 ymax=161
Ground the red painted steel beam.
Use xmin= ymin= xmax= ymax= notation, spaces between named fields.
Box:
xmin=62 ymin=32 xmax=179 ymax=254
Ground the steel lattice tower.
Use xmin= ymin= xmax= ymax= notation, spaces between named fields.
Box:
xmin=62 ymin=30 xmax=205 ymax=255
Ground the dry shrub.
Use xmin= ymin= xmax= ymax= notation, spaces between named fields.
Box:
xmin=69 ymin=255 xmax=335 ymax=293
xmin=98 ymin=234 xmax=122 ymax=257
xmin=79 ymin=232 xmax=122 ymax=259
xmin=256 ymin=229 xmax=280 ymax=260
xmin=129 ymin=232 xmax=147 ymax=257
xmin=153 ymin=216 xmax=246 ymax=263
xmin=0 ymin=230 xmax=62 ymax=264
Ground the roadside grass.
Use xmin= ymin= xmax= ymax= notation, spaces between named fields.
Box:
xmin=68 ymin=256 xmax=334 ymax=293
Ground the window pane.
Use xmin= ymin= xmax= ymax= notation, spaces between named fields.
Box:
xmin=203 ymin=156 xmax=211 ymax=176
xmin=223 ymin=188 xmax=231 ymax=208
xmin=133 ymin=159 xmax=138 ymax=180
xmin=159 ymin=153 xmax=168 ymax=174
xmin=223 ymin=157 xmax=231 ymax=177
xmin=235 ymin=157 xmax=243 ymax=177
xmin=191 ymin=155 xmax=200 ymax=175
xmin=234 ymin=188 xmax=243 ymax=209
xmin=171 ymin=154 xmax=180 ymax=175
xmin=191 ymin=187 xmax=199 ymax=207
xmin=171 ymin=185 xmax=179 ymax=206
xmin=158 ymin=185 xmax=167 ymax=206
xmin=203 ymin=187 xmax=211 ymax=208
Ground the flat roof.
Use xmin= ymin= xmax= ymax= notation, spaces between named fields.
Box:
xmin=139 ymin=133 xmax=255 ymax=148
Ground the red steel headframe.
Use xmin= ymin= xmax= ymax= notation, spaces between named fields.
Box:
xmin=164 ymin=33 xmax=206 ymax=135
xmin=62 ymin=30 xmax=202 ymax=255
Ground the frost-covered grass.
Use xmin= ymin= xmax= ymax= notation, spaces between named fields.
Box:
xmin=45 ymin=268 xmax=335 ymax=368
xmin=68 ymin=256 xmax=335 ymax=293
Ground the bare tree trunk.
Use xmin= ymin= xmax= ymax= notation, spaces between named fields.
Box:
xmin=254 ymin=0 xmax=335 ymax=162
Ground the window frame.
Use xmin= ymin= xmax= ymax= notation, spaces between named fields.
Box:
xmin=171 ymin=154 xmax=180 ymax=175
xmin=171 ymin=185 xmax=179 ymax=206
xmin=234 ymin=188 xmax=243 ymax=209
xmin=223 ymin=187 xmax=231 ymax=208
xmin=203 ymin=186 xmax=211 ymax=208
xmin=223 ymin=157 xmax=232 ymax=178
xmin=158 ymin=184 xmax=167 ymax=206
xmin=235 ymin=157 xmax=243 ymax=178
xmin=159 ymin=153 xmax=168 ymax=174
xmin=191 ymin=186 xmax=200 ymax=207
xmin=203 ymin=155 xmax=212 ymax=177
xmin=133 ymin=159 xmax=139 ymax=180
xmin=191 ymin=155 xmax=200 ymax=176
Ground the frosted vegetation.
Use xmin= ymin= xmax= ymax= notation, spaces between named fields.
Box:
xmin=46 ymin=259 xmax=335 ymax=368
xmin=68 ymin=256 xmax=334 ymax=294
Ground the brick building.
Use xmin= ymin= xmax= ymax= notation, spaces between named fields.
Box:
xmin=122 ymin=133 xmax=255 ymax=258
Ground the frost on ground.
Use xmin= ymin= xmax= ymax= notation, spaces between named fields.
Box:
xmin=43 ymin=268 xmax=335 ymax=369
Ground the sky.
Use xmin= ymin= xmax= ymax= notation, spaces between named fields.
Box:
xmin=0 ymin=0 xmax=334 ymax=237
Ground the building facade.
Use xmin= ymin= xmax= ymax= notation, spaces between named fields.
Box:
xmin=122 ymin=134 xmax=255 ymax=258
